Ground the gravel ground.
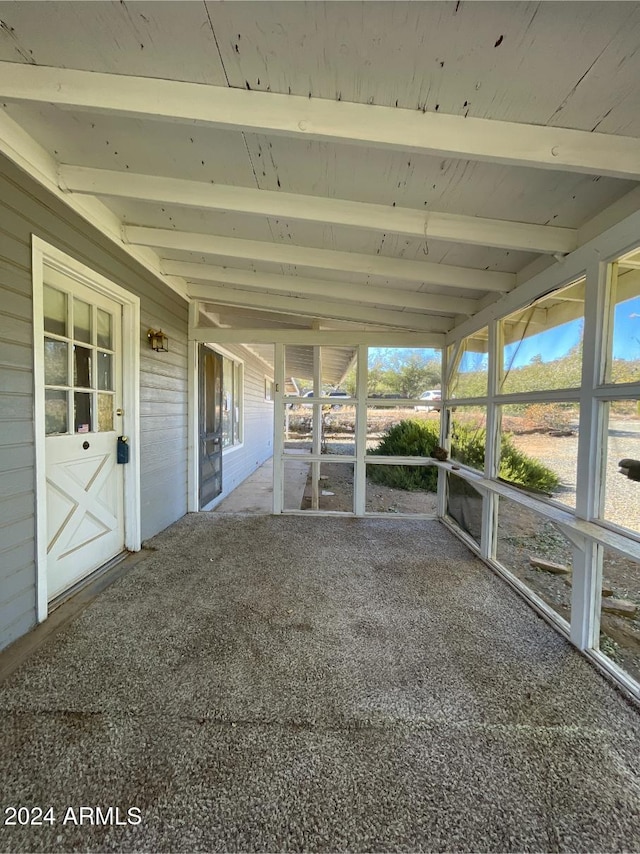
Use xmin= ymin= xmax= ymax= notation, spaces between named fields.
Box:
xmin=509 ymin=418 xmax=640 ymax=528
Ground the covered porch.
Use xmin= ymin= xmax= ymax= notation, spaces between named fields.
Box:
xmin=2 ymin=511 xmax=639 ymax=852
xmin=0 ymin=4 xmax=640 ymax=849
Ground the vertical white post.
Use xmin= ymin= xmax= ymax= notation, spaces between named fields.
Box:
xmin=481 ymin=321 xmax=500 ymax=561
xmin=571 ymin=539 xmax=602 ymax=649
xmin=572 ymin=258 xmax=608 ymax=648
xmin=354 ymin=345 xmax=368 ymax=515
xmin=272 ymin=343 xmax=285 ymax=514
xmin=311 ymin=347 xmax=322 ymax=509
xmin=437 ymin=343 xmax=449 ymax=518
xmin=187 ymin=300 xmax=200 ymax=512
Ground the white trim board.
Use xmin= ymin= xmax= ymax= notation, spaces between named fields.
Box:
xmin=32 ymin=236 xmax=141 ymax=623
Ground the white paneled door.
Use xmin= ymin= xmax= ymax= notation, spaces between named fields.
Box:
xmin=43 ymin=266 xmax=125 ymax=600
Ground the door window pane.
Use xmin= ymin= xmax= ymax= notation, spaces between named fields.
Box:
xmin=97 ymin=352 xmax=113 ymax=391
xmin=45 ymin=390 xmax=68 ymax=435
xmin=73 ymin=298 xmax=91 ymax=344
xmin=43 ymin=285 xmax=67 ymax=336
xmin=74 ymin=392 xmax=92 ymax=433
xmin=97 ymin=309 xmax=113 ymax=349
xmin=44 ymin=339 xmax=68 ymax=386
xmin=74 ymin=346 xmax=92 ymax=388
xmin=97 ymin=394 xmax=114 ymax=432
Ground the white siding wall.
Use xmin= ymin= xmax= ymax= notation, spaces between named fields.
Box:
xmin=0 ymin=153 xmax=189 ymax=651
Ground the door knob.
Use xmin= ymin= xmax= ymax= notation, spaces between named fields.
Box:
xmin=82 ymin=441 xmax=90 ymax=450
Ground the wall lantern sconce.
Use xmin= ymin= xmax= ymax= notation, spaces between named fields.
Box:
xmin=147 ymin=328 xmax=169 ymax=352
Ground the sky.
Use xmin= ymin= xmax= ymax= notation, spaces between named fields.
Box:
xmin=462 ymin=295 xmax=640 ymax=374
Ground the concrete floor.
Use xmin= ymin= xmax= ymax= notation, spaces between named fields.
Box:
xmin=1 ymin=514 xmax=640 ymax=853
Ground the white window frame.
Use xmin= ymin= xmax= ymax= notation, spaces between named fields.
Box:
xmin=440 ymin=209 xmax=640 ymax=701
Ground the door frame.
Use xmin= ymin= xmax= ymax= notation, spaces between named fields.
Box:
xmin=32 ymin=236 xmax=141 ymax=622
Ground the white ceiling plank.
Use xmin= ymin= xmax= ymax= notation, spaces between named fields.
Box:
xmin=2 ymin=62 xmax=640 ymax=179
xmin=193 ymin=284 xmax=452 ymax=333
xmin=59 ymin=165 xmax=577 ymax=255
xmin=191 ymin=328 xmax=444 ymax=347
xmin=165 ymin=261 xmax=479 ymax=316
xmin=125 ymin=226 xmax=513 ymax=292
xmin=0 ymin=3 xmax=229 ymax=84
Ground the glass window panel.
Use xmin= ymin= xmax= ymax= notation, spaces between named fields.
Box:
xmin=234 ymin=362 xmax=242 ymax=444
xmin=284 ymin=345 xmax=316 ymax=395
xmin=284 ymin=404 xmax=318 ymax=454
xmin=366 ymin=462 xmax=437 ymax=514
xmin=496 ymin=496 xmax=572 ymax=624
xmin=366 ymin=409 xmax=441 ymax=474
xmin=97 ymin=351 xmax=113 ymax=391
xmin=74 ymin=392 xmax=92 ymax=433
xmin=499 ymin=403 xmax=578 ymax=507
xmin=222 ymin=357 xmax=234 ymax=447
xmin=606 ymin=252 xmax=640 ymax=384
xmin=74 ymin=345 xmax=92 ymax=388
xmin=322 ymin=404 xmax=356 ymax=457
xmin=283 ymin=455 xmax=311 ymax=510
xmin=601 ymin=400 xmax=640 ymax=535
xmin=367 ymin=347 xmax=440 ymax=398
xmin=43 ymin=285 xmax=67 ymax=336
xmin=365 ymin=404 xmax=433 ymax=454
xmin=446 ymin=473 xmax=483 ymax=545
xmin=321 ymin=346 xmax=358 ymax=396
xmin=73 ymin=298 xmax=91 ymax=344
xmin=500 ymin=278 xmax=585 ymax=395
xmin=449 ymin=330 xmax=488 ymax=399
xmin=97 ymin=394 xmax=114 ymax=432
xmin=450 ymin=406 xmax=487 ymax=472
xmin=97 ymin=309 xmax=113 ymax=349
xmin=45 ymin=390 xmax=68 ymax=435
xmin=285 ymin=461 xmax=354 ymax=513
xmin=598 ymin=547 xmax=640 ymax=685
xmin=44 ymin=338 xmax=68 ymax=386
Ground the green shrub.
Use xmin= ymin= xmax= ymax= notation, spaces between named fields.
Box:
xmin=367 ymin=419 xmax=560 ymax=493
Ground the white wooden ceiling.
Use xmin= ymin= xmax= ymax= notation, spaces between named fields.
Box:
xmin=1 ymin=0 xmax=640 ymax=342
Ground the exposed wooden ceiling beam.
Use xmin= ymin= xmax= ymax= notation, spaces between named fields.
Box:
xmin=165 ymin=261 xmax=478 ymax=316
xmin=125 ymin=226 xmax=512 ymax=292
xmin=1 ymin=62 xmax=639 ymax=179
xmin=190 ymin=283 xmax=452 ymax=332
xmin=59 ymin=165 xmax=577 ymax=255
